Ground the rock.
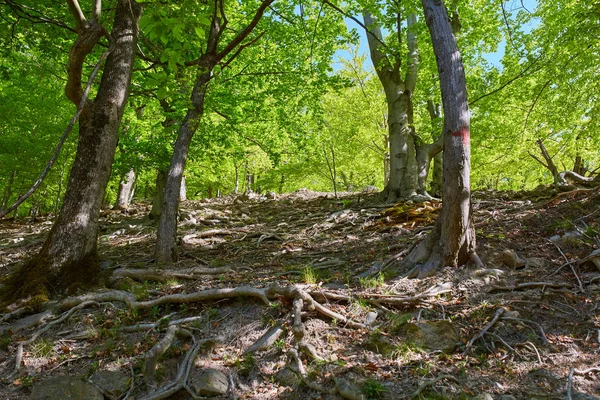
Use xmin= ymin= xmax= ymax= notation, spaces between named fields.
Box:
xmin=365 ymin=332 xmax=395 ymax=356
xmin=89 ymin=370 xmax=130 ymax=400
xmin=245 ymin=324 xmax=284 ymax=354
xmin=365 ymin=312 xmax=378 ymax=326
xmin=31 ymin=376 xmax=103 ymax=400
xmin=191 ymin=368 xmax=229 ymax=397
xmin=526 ymin=257 xmax=546 ymax=269
xmin=335 ymin=378 xmax=366 ymax=400
xmin=265 ymin=191 xmax=277 ymax=199
xmin=498 ymin=395 xmax=517 ymax=400
xmin=472 ymin=394 xmax=494 ymax=400
xmin=275 ymin=367 xmax=300 ymax=387
xmin=549 ymin=231 xmax=582 ymax=244
xmin=397 ymin=321 xmax=460 ymax=353
xmin=498 ymin=249 xmax=526 ymax=269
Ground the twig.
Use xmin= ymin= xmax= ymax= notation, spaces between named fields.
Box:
xmin=15 ymin=301 xmax=98 ymax=371
xmin=411 ymin=374 xmax=460 ymax=398
xmin=122 ymin=364 xmax=135 ymax=400
xmin=574 ymin=367 xmax=600 ymax=375
xmin=502 ymin=317 xmax=548 ymax=345
xmin=465 ymin=308 xmax=505 ymax=354
xmin=490 ymin=282 xmax=571 ymax=292
xmin=566 ymin=368 xmax=574 ymax=400
xmin=0 ymin=48 xmax=111 ymax=219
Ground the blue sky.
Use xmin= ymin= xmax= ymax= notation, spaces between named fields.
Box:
xmin=333 ymin=0 xmax=539 ymax=72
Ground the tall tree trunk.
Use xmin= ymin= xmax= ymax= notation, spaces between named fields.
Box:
xmin=363 ymin=10 xmax=419 ymax=202
xmin=54 ymin=159 xmax=68 ymax=214
xmin=233 ymin=163 xmax=240 ymax=194
xmin=179 ymin=174 xmax=187 ymax=202
xmin=402 ymin=0 xmax=480 ymax=278
xmin=416 ymin=100 xmax=444 ymax=197
xmin=155 ymin=71 xmax=211 ymax=262
xmin=115 ymin=169 xmax=136 ymax=209
xmin=3 ymin=0 xmax=142 ymax=299
xmin=154 ymin=0 xmax=274 ymax=263
xmin=149 ymin=169 xmax=167 ymax=220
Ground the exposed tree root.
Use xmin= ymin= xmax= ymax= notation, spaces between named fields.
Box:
xmin=112 ymin=266 xmax=233 ymax=282
xmin=465 ymin=307 xmax=550 ymax=356
xmin=140 ymin=337 xmax=219 ymax=400
xmin=411 ymin=374 xmax=460 ymax=398
xmin=144 ymin=325 xmax=181 ymax=386
xmin=489 ymin=282 xmax=572 ymax=292
xmin=465 ymin=308 xmax=505 ymax=354
xmin=2 ymin=282 xmax=368 ymax=397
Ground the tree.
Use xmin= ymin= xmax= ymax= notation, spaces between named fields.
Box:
xmin=401 ymin=0 xmax=482 ymax=278
xmin=3 ymin=0 xmax=142 ymax=299
xmin=362 ymin=6 xmax=421 ymax=201
xmin=154 ymin=0 xmax=275 ymax=263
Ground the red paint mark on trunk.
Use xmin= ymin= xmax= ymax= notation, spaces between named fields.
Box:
xmin=451 ymin=126 xmax=470 ymax=146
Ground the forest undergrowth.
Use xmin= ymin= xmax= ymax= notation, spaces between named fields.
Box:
xmin=0 ymin=188 xmax=599 ymax=399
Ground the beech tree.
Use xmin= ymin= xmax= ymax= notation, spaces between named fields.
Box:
xmin=3 ymin=0 xmax=142 ymax=298
xmin=402 ymin=0 xmax=482 ymax=278
xmin=154 ymin=0 xmax=275 ymax=263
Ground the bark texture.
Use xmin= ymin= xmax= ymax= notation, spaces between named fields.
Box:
xmin=403 ymin=0 xmax=479 ymax=278
xmin=115 ymin=169 xmax=136 ymax=209
xmin=363 ymin=10 xmax=418 ymax=202
xmin=3 ymin=0 xmax=141 ymax=299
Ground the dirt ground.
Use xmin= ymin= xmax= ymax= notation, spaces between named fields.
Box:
xmin=0 ymin=188 xmax=599 ymax=399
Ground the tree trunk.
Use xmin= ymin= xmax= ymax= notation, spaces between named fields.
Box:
xmin=115 ymin=169 xmax=136 ymax=209
xmin=54 ymin=159 xmax=68 ymax=214
xmin=233 ymin=164 xmax=240 ymax=194
xmin=3 ymin=0 xmax=141 ymax=299
xmin=153 ymin=0 xmax=274 ymax=264
xmin=279 ymin=174 xmax=285 ymax=194
xmin=149 ymin=169 xmax=167 ymax=220
xmin=363 ymin=11 xmax=420 ymax=202
xmin=179 ymin=174 xmax=187 ymax=202
xmin=155 ymin=71 xmax=211 ymax=262
xmin=0 ymin=170 xmax=16 ymax=213
xmin=532 ymin=140 xmax=599 ymax=191
xmin=402 ymin=0 xmax=480 ymax=278
xmin=415 ymin=100 xmax=444 ymax=198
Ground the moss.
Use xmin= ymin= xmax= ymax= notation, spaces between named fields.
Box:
xmin=1 ymin=251 xmax=102 ymax=303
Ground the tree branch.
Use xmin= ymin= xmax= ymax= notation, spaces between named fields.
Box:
xmin=66 ymin=0 xmax=86 ymax=28
xmin=92 ymin=0 xmax=102 ymax=23
xmin=0 ymin=48 xmax=112 ymax=219
xmin=215 ymin=0 xmax=275 ymax=61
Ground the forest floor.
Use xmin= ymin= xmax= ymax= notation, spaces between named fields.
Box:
xmin=0 ymin=188 xmax=600 ymax=400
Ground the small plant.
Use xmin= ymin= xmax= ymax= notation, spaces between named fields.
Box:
xmin=363 ymin=379 xmax=386 ymax=399
xmin=274 ymin=338 xmax=286 ymax=350
xmin=359 ymin=273 xmax=385 ymax=289
xmin=30 ymin=339 xmax=54 ymax=358
xmin=235 ymin=353 xmax=256 ymax=377
xmin=87 ymin=360 xmax=100 ymax=377
xmin=150 ymin=305 xmax=161 ymax=319
xmin=390 ymin=342 xmax=424 ymax=361
xmin=206 ymin=307 xmax=220 ymax=321
xmin=301 ymin=266 xmax=317 ymax=284
xmin=0 ymin=334 xmax=11 ymax=351
xmin=342 ymin=199 xmax=353 ymax=207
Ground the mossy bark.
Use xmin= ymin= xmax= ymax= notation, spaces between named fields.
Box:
xmin=2 ymin=0 xmax=141 ymax=301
